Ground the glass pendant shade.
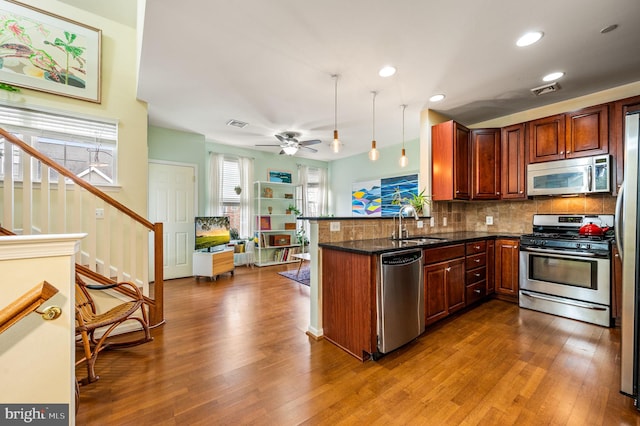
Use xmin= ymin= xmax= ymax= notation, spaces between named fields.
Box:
xmin=399 ymin=148 xmax=408 ymax=167
xmin=330 ymin=129 xmax=341 ymax=153
xmin=369 ymin=140 xmax=379 ymax=161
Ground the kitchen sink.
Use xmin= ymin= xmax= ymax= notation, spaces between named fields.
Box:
xmin=392 ymin=237 xmax=446 ymax=245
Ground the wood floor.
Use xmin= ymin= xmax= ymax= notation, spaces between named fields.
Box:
xmin=76 ymin=264 xmax=640 ymax=425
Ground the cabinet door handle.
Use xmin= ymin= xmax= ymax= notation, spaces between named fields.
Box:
xmin=474 ymin=259 xmax=480 ymax=263
xmin=445 ymin=267 xmax=451 ymax=272
xmin=474 ymin=245 xmax=480 ymax=250
xmin=560 ymin=151 xmax=564 ymax=155
xmin=474 ymin=273 xmax=481 ymax=277
xmin=519 ymin=190 xmax=524 ymax=194
xmin=474 ymin=289 xmax=481 ymax=294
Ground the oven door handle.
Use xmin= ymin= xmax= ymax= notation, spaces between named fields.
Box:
xmin=520 ymin=247 xmax=602 ymax=258
xmin=521 ymin=291 xmax=608 ymax=311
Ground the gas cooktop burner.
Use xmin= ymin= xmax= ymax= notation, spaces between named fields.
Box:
xmin=523 ymin=232 xmax=613 ymax=242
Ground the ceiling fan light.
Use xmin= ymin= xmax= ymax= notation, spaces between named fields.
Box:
xmin=282 ymin=145 xmax=298 ymax=155
xmin=369 ymin=140 xmax=379 ymax=161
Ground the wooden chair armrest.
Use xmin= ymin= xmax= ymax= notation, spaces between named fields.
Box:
xmin=84 ymin=281 xmax=144 ymax=300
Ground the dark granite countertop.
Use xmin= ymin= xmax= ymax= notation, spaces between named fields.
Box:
xmin=318 ymin=231 xmax=522 ymax=255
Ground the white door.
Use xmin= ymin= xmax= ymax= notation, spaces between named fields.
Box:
xmin=148 ymin=162 xmax=196 ymax=279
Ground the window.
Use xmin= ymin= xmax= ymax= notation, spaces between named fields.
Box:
xmin=305 ymin=167 xmax=323 ymax=217
xmin=220 ymin=157 xmax=241 ymax=232
xmin=0 ymin=105 xmax=117 ymax=184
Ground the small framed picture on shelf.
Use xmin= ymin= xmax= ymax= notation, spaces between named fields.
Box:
xmin=268 ymin=170 xmax=292 ymax=183
xmin=257 ymin=215 xmax=271 ymax=230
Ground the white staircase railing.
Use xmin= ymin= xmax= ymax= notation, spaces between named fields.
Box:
xmin=0 ymin=128 xmax=164 ymax=326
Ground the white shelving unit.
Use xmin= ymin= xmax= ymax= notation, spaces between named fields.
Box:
xmin=254 ymin=181 xmax=301 ymax=267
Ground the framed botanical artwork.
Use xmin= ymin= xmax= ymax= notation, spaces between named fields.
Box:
xmin=268 ymin=170 xmax=292 ymax=183
xmin=0 ymin=0 xmax=102 ymax=103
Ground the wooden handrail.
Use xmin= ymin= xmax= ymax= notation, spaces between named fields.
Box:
xmin=0 ymin=130 xmax=165 ymax=326
xmin=0 ymin=281 xmax=58 ymax=335
xmin=0 ymin=128 xmax=154 ymax=230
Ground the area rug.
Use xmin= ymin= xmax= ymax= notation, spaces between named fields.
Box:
xmin=278 ymin=266 xmax=310 ymax=286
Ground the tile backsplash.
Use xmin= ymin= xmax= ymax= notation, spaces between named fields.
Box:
xmin=317 ymin=194 xmax=616 ymax=243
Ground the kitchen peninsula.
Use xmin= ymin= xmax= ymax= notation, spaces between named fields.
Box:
xmin=303 ymin=213 xmax=521 ymax=360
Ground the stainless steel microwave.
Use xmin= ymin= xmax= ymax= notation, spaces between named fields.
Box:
xmin=527 ymin=155 xmax=611 ymax=196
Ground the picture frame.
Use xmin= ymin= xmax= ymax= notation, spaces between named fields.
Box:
xmin=257 ymin=215 xmax=271 ymax=230
xmin=0 ymin=0 xmax=102 ymax=103
xmin=268 ymin=170 xmax=292 ymax=183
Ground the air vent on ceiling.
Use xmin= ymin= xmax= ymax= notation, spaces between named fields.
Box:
xmin=226 ymin=119 xmax=249 ymax=128
xmin=530 ymin=82 xmax=561 ymax=96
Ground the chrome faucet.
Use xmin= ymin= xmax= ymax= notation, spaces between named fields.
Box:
xmin=395 ymin=204 xmax=419 ymax=239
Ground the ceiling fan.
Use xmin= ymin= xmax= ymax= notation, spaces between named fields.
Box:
xmin=255 ymin=131 xmax=321 ymax=155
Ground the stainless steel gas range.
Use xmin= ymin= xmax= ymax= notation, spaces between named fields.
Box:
xmin=519 ymin=214 xmax=615 ymax=327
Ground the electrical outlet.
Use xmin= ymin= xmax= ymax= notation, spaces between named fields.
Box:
xmin=430 ymin=217 xmax=435 ymax=227
xmin=486 ymin=215 xmax=493 ymax=225
xmin=417 ymin=220 xmax=424 ymax=228
xmin=95 ymin=208 xmax=104 ymax=219
xmin=443 ymin=217 xmax=447 ymax=227
xmin=330 ymin=221 xmax=340 ymax=232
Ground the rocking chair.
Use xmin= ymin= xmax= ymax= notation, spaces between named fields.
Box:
xmin=75 ymin=274 xmax=153 ymax=385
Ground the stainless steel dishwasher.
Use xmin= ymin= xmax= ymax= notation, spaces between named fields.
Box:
xmin=375 ymin=248 xmax=424 ymax=358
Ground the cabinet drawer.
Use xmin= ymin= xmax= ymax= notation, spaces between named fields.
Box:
xmin=424 ymin=244 xmax=465 ymax=264
xmin=466 ymin=266 xmax=486 ymax=285
xmin=466 ymin=240 xmax=486 ymax=255
xmin=466 ymin=253 xmax=486 ymax=269
xmin=466 ymin=281 xmax=486 ymax=305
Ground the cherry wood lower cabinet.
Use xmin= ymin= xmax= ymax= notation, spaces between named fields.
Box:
xmin=424 ymin=244 xmax=465 ymax=326
xmin=465 ymin=240 xmax=487 ymax=305
xmin=495 ymin=238 xmax=520 ymax=302
xmin=321 ymin=248 xmax=377 ymax=361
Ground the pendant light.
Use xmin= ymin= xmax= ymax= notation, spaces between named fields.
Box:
xmin=330 ymin=74 xmax=342 ymax=153
xmin=368 ymin=91 xmax=379 ymax=161
xmin=399 ymin=104 xmax=408 ymax=167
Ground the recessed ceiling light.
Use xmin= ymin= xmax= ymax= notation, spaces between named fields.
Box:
xmin=379 ymin=66 xmax=397 ymax=77
xmin=543 ymin=71 xmax=565 ymax=82
xmin=516 ymin=31 xmax=544 ymax=47
xmin=429 ymin=94 xmax=445 ymax=102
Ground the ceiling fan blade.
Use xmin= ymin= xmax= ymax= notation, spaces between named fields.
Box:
xmin=274 ymin=134 xmax=286 ymax=143
xmin=299 ymin=146 xmax=318 ymax=153
xmin=299 ymin=139 xmax=321 ymax=146
xmin=255 ymin=144 xmax=282 ymax=147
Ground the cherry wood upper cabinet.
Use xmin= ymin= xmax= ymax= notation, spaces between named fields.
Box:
xmin=528 ymin=105 xmax=609 ymax=164
xmin=528 ymin=113 xmax=566 ymax=163
xmin=565 ymin=104 xmax=609 ymax=159
xmin=471 ymin=128 xmax=501 ymax=200
xmin=611 ymin=95 xmax=640 ymax=194
xmin=432 ymin=120 xmax=471 ymax=201
xmin=501 ymin=123 xmax=527 ymax=199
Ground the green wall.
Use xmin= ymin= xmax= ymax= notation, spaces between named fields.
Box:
xmin=329 ymin=138 xmax=421 ymax=216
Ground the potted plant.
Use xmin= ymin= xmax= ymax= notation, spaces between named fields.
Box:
xmin=287 ymin=204 xmax=301 ymax=216
xmin=296 ymin=228 xmax=309 ymax=252
xmin=408 ymin=189 xmax=430 ymax=216
xmin=234 ymin=185 xmax=242 ymax=195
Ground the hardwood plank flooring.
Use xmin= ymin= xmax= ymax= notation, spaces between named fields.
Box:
xmin=76 ymin=265 xmax=640 ymax=425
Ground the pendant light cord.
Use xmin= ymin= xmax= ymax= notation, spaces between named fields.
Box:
xmin=372 ymin=91 xmax=377 ymax=140
xmin=333 ymin=74 xmax=339 ymax=131
xmin=401 ymin=104 xmax=406 ymax=148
